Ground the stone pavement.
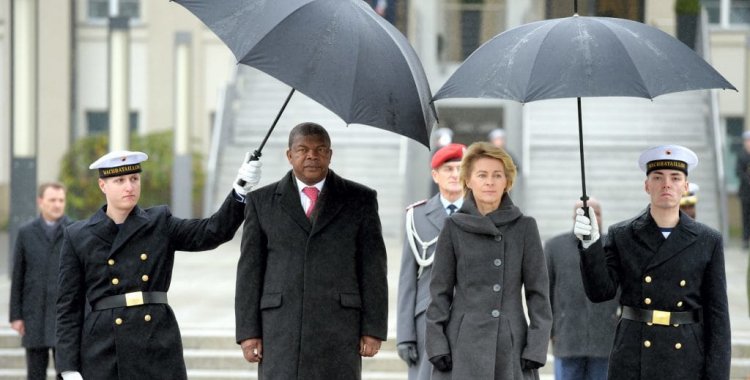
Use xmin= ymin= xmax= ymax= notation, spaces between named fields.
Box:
xmin=1 ymin=230 xmax=749 ymax=352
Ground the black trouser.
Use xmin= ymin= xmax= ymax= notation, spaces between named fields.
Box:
xmin=742 ymin=197 xmax=750 ymax=242
xmin=26 ymin=347 xmax=62 ymax=380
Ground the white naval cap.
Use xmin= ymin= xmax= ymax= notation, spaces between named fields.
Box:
xmin=89 ymin=150 xmax=148 ymax=178
xmin=638 ymin=144 xmax=698 ymax=175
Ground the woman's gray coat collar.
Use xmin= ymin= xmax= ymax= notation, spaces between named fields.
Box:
xmin=451 ymin=191 xmax=523 ymax=235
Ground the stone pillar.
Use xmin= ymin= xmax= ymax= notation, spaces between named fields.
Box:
xmin=108 ymin=16 xmax=130 ymax=151
xmin=9 ymin=0 xmax=38 ymax=273
xmin=172 ymin=32 xmax=193 ymax=218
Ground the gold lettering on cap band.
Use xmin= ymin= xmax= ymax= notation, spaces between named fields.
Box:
xmin=99 ymin=164 xmax=142 ymax=178
xmin=646 ymin=160 xmax=687 ymax=174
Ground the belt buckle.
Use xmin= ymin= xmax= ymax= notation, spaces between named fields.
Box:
xmin=125 ymin=291 xmax=144 ymax=307
xmin=651 ymin=310 xmax=671 ymax=326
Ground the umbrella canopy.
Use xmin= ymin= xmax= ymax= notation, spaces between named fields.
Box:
xmin=434 ymin=15 xmax=735 ymax=102
xmin=174 ymin=0 xmax=436 ymax=147
xmin=433 ymin=15 xmax=735 ymax=206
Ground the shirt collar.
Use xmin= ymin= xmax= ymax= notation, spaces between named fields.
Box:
xmin=439 ymin=195 xmax=463 ymax=212
xmin=295 ymin=177 xmax=325 ymax=193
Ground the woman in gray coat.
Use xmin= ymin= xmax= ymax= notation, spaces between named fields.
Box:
xmin=426 ymin=142 xmax=552 ymax=380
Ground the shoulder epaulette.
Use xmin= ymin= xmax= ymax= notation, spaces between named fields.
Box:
xmin=405 ymin=199 xmax=428 ymax=210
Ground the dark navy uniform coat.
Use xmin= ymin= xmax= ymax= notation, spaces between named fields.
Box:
xmin=55 ymin=192 xmax=245 ymax=379
xmin=580 ymin=207 xmax=730 ymax=380
xmin=10 ymin=215 xmax=72 ymax=348
xmin=236 ymin=170 xmax=388 ymax=380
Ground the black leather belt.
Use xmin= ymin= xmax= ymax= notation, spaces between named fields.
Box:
xmin=621 ymin=305 xmax=701 ymax=326
xmin=92 ymin=291 xmax=168 ymax=311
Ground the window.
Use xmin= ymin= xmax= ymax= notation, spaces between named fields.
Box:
xmin=704 ymin=0 xmax=750 ymax=26
xmin=442 ymin=0 xmax=506 ymax=62
xmin=86 ymin=111 xmax=139 ymax=135
xmin=547 ymin=0 xmax=643 ymax=21
xmin=88 ymin=0 xmax=140 ymax=20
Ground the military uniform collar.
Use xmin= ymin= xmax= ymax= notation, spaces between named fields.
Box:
xmin=632 ymin=206 xmax=699 ymax=270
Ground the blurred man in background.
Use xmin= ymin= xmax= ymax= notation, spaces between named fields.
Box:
xmin=545 ymin=198 xmax=618 ymax=380
xmin=10 ymin=182 xmax=71 ymax=380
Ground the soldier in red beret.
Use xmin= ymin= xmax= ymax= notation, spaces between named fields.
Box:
xmin=396 ymin=143 xmax=465 ymax=380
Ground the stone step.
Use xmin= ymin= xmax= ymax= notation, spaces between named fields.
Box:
xmin=3 ymin=327 xmax=750 ymax=378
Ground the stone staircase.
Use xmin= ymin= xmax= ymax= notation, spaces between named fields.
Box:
xmin=522 ymin=91 xmax=723 ymax=240
xmin=4 ymin=327 xmax=750 ymax=378
xmin=205 ymin=66 xmax=415 ymax=239
xmin=0 ymin=328 xmax=411 ymax=380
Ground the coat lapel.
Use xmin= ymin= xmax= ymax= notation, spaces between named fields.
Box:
xmin=88 ymin=208 xmax=117 ymax=247
xmin=277 ymin=171 xmax=312 ymax=234
xmin=424 ymin=195 xmax=447 ymax=231
xmin=30 ymin=217 xmax=51 ymax=244
xmin=32 ymin=215 xmax=71 ymax=244
xmin=644 ymin=212 xmax=698 ymax=271
xmin=311 ymin=170 xmax=345 ymax=236
xmin=110 ymin=206 xmax=149 ymax=254
xmin=630 ymin=209 xmax=663 ymax=257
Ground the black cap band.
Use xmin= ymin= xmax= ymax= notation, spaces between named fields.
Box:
xmin=99 ymin=164 xmax=142 ymax=178
xmin=646 ymin=160 xmax=688 ymax=175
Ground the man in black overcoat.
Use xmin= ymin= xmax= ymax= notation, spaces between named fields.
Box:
xmin=10 ymin=182 xmax=71 ymax=380
xmin=55 ymin=150 xmax=261 ymax=380
xmin=574 ymin=144 xmax=730 ymax=380
xmin=236 ymin=122 xmax=388 ymax=379
xmin=736 ymin=131 xmax=750 ymax=248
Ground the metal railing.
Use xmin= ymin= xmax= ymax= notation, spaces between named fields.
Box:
xmin=202 ymin=67 xmax=238 ymax=217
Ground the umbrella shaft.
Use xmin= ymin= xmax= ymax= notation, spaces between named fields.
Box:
xmin=577 ymin=97 xmax=588 ymax=205
xmin=577 ymin=97 xmax=590 ymax=238
xmin=236 ymin=87 xmax=296 ymax=187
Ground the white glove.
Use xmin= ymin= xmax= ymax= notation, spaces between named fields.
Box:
xmin=61 ymin=371 xmax=83 ymax=380
xmin=233 ymin=153 xmax=262 ymax=196
xmin=574 ymin=207 xmax=600 ymax=249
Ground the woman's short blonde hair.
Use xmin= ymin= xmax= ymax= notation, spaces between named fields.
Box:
xmin=460 ymin=141 xmax=517 ymax=193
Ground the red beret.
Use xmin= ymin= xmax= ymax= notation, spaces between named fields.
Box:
xmin=431 ymin=143 xmax=466 ymax=169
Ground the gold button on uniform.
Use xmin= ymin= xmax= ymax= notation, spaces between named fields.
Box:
xmin=108 ymin=259 xmax=115 ymax=266
xmin=680 ymin=280 xmax=686 ymax=287
xmin=142 ymin=275 xmax=149 ymax=282
xmin=644 ymin=340 xmax=651 ymax=348
xmin=140 ymin=253 xmax=148 ymax=261
xmin=115 ymin=318 xmax=123 ymax=325
xmin=644 ymin=298 xmax=652 ymax=305
xmin=112 ymin=278 xmax=120 ymax=285
xmin=144 ymin=314 xmax=152 ymax=322
xmin=675 ymin=343 xmax=682 ymax=350
xmin=677 ymin=301 xmax=684 ymax=307
xmin=644 ymin=276 xmax=652 ymax=283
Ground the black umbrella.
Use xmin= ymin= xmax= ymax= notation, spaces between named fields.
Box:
xmin=174 ymin=0 xmax=436 ymax=170
xmin=433 ymin=13 xmax=735 ymax=211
